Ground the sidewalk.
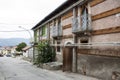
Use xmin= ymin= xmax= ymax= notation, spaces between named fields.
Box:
xmin=20 ymin=56 xmax=101 ymax=80
xmin=52 ymin=70 xmax=101 ymax=80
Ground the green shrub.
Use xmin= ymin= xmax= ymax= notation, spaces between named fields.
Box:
xmin=35 ymin=41 xmax=56 ymax=64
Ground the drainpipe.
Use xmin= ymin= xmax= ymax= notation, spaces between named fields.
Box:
xmin=72 ymin=7 xmax=77 ymax=73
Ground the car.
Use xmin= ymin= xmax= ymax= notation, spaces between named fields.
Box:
xmin=0 ymin=54 xmax=3 ymax=57
xmin=6 ymin=54 xmax=11 ymax=57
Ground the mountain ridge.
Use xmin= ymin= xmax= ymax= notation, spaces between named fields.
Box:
xmin=0 ymin=38 xmax=30 ymax=46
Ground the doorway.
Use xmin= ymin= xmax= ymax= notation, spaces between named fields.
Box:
xmin=63 ymin=42 xmax=73 ymax=72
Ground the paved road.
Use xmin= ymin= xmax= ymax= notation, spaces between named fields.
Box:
xmin=0 ymin=57 xmax=100 ymax=80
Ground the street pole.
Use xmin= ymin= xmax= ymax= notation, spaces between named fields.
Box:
xmin=19 ymin=26 xmax=34 ymax=63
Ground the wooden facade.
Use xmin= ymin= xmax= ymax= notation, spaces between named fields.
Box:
xmin=32 ymin=0 xmax=120 ymax=79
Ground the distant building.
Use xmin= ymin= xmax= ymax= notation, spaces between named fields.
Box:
xmin=1 ymin=47 xmax=11 ymax=55
xmin=22 ymin=46 xmax=33 ymax=61
xmin=0 ymin=46 xmax=19 ymax=55
xmin=11 ymin=46 xmax=17 ymax=54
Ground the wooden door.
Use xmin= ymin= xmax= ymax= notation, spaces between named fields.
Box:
xmin=63 ymin=47 xmax=73 ymax=72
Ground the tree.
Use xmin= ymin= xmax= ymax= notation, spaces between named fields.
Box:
xmin=35 ymin=41 xmax=56 ymax=64
xmin=16 ymin=42 xmax=27 ymax=52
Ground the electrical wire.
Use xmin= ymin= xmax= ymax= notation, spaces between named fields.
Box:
xmin=0 ymin=30 xmax=31 ymax=32
xmin=0 ymin=22 xmax=35 ymax=25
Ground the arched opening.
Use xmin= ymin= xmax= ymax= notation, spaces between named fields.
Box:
xmin=63 ymin=42 xmax=73 ymax=72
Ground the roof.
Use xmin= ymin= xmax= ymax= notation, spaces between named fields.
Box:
xmin=32 ymin=0 xmax=78 ymax=30
xmin=22 ymin=46 xmax=32 ymax=51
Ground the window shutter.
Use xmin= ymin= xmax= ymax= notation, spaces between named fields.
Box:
xmin=42 ymin=26 xmax=46 ymax=36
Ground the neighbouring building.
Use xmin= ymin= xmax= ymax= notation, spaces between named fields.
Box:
xmin=0 ymin=47 xmax=3 ymax=55
xmin=0 ymin=46 xmax=20 ymax=56
xmin=22 ymin=46 xmax=33 ymax=61
xmin=11 ymin=46 xmax=17 ymax=54
xmin=32 ymin=0 xmax=120 ymax=80
xmin=1 ymin=46 xmax=12 ymax=55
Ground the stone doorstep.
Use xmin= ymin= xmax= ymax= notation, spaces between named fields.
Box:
xmin=41 ymin=62 xmax=63 ymax=70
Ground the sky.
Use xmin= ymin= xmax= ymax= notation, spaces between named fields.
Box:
xmin=0 ymin=0 xmax=66 ymax=39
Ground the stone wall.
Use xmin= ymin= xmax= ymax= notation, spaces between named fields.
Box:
xmin=77 ymin=54 xmax=120 ymax=80
xmin=56 ymin=53 xmax=63 ymax=62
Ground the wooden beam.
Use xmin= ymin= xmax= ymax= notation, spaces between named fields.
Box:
xmin=63 ymin=24 xmax=71 ymax=30
xmin=62 ymin=34 xmax=73 ymax=39
xmin=92 ymin=26 xmax=120 ymax=35
xmin=92 ymin=7 xmax=120 ymax=21
xmin=90 ymin=0 xmax=105 ymax=7
xmin=62 ymin=11 xmax=73 ymax=20
xmin=77 ymin=49 xmax=120 ymax=57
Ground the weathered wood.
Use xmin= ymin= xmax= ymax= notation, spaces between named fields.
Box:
xmin=92 ymin=7 xmax=120 ymax=21
xmin=47 ymin=23 xmax=50 ymax=39
xmin=77 ymin=49 xmax=120 ymax=57
xmin=62 ymin=10 xmax=73 ymax=20
xmin=90 ymin=0 xmax=105 ymax=7
xmin=62 ymin=34 xmax=73 ymax=39
xmin=63 ymin=24 xmax=71 ymax=30
xmin=63 ymin=47 xmax=73 ymax=72
xmin=72 ymin=7 xmax=77 ymax=73
xmin=92 ymin=26 xmax=120 ymax=35
xmin=87 ymin=3 xmax=92 ymax=31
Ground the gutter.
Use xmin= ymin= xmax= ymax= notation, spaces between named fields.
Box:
xmin=32 ymin=0 xmax=89 ymax=31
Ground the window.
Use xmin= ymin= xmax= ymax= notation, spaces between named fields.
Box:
xmin=36 ymin=29 xmax=39 ymax=42
xmin=34 ymin=30 xmax=37 ymax=42
xmin=80 ymin=40 xmax=88 ymax=43
xmin=39 ymin=28 xmax=42 ymax=36
xmin=42 ymin=26 xmax=46 ymax=36
xmin=80 ymin=37 xmax=88 ymax=43
xmin=80 ymin=37 xmax=89 ymax=49
xmin=57 ymin=41 xmax=61 ymax=52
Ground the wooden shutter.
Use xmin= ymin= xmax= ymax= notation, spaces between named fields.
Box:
xmin=42 ymin=26 xmax=46 ymax=36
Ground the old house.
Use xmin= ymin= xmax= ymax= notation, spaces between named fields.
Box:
xmin=22 ymin=46 xmax=33 ymax=61
xmin=1 ymin=46 xmax=12 ymax=55
xmin=32 ymin=0 xmax=120 ymax=79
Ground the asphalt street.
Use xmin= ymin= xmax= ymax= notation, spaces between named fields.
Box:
xmin=0 ymin=57 xmax=100 ymax=80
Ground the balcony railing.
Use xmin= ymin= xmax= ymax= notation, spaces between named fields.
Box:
xmin=72 ymin=15 xmax=91 ymax=34
xmin=52 ymin=24 xmax=62 ymax=37
xmin=72 ymin=16 xmax=81 ymax=33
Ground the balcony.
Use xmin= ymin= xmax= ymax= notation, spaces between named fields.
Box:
xmin=72 ymin=16 xmax=80 ymax=33
xmin=52 ymin=24 xmax=62 ymax=38
xmin=72 ymin=15 xmax=91 ymax=34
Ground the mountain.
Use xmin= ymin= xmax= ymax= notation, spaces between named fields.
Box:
xmin=0 ymin=38 xmax=30 ymax=46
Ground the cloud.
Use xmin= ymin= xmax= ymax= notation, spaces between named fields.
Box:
xmin=0 ymin=0 xmax=66 ymax=38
